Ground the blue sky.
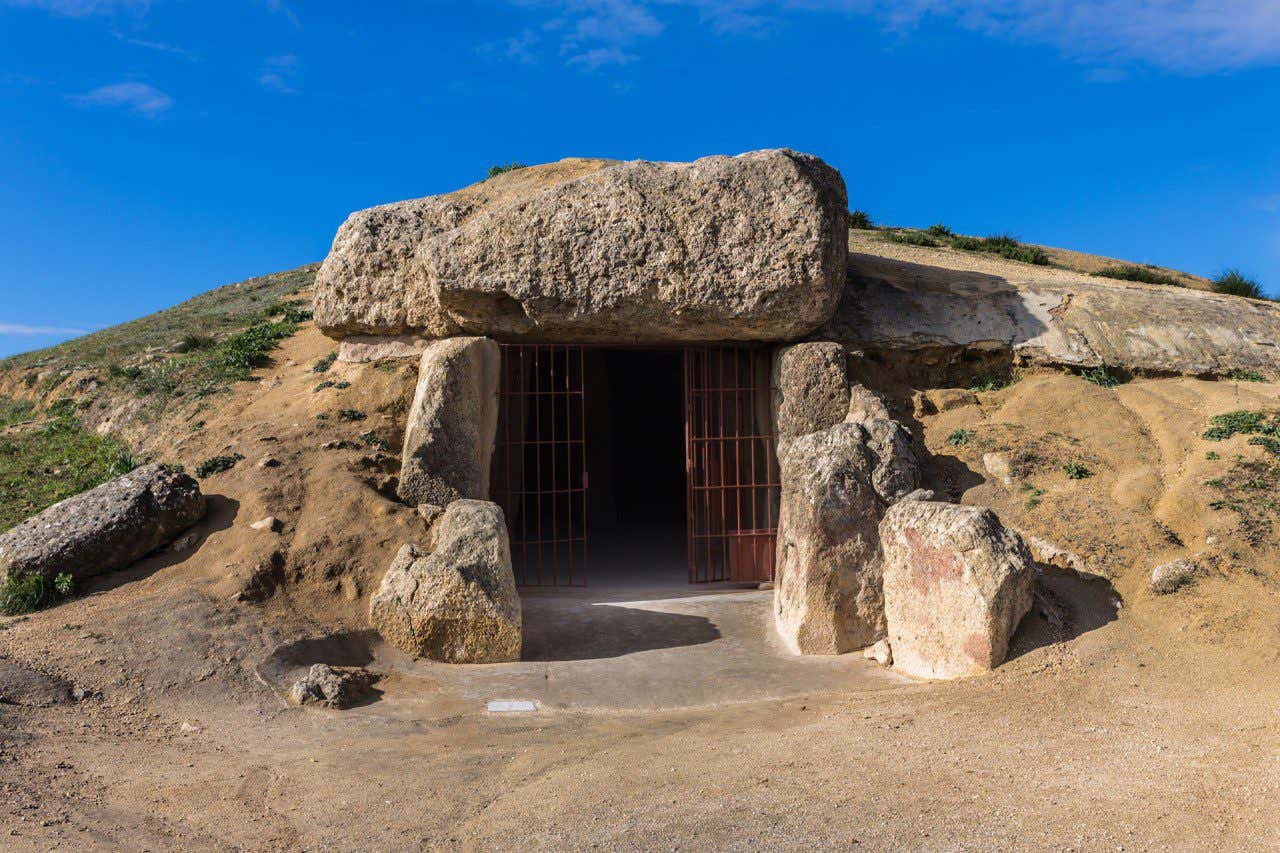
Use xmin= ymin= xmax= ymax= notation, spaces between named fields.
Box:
xmin=2 ymin=1 xmax=1279 ymax=358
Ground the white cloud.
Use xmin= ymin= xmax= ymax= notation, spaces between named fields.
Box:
xmin=264 ymin=0 xmax=300 ymax=28
xmin=512 ymin=0 xmax=1280 ymax=74
xmin=0 ymin=322 xmax=89 ymax=335
xmin=258 ymin=53 xmax=300 ymax=93
xmin=69 ymin=81 xmax=172 ymax=116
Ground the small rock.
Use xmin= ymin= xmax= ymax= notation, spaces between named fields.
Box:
xmin=257 ymin=456 xmax=281 ymax=469
xmin=862 ymin=639 xmax=893 ymax=666
xmin=249 ymin=516 xmax=281 ymax=533
xmin=899 ymin=488 xmax=936 ymax=503
xmin=288 ymin=664 xmax=376 ymax=709
xmin=983 ymin=452 xmax=1014 ymax=487
xmin=170 ymin=532 xmax=200 ymax=553
xmin=179 ymin=721 xmax=201 ymax=734
xmin=1152 ymin=558 xmax=1198 ymax=594
xmin=416 ymin=504 xmax=444 ymax=525
xmin=757 ymin=581 xmax=774 ymax=591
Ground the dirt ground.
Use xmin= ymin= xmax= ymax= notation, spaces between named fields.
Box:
xmin=4 ymin=324 xmax=1280 ymax=850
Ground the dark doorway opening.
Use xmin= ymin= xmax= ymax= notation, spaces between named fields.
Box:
xmin=583 ymin=349 xmax=687 ymax=586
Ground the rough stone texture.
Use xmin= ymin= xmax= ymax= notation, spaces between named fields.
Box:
xmin=862 ymin=639 xmax=893 ymax=666
xmin=829 ymin=247 xmax=1280 ymax=379
xmin=369 ymin=501 xmax=520 ymax=664
xmin=842 ymin=384 xmax=921 ymax=503
xmin=1152 ymin=558 xmax=1199 ymax=594
xmin=879 ymin=501 xmax=1035 ymax=680
xmin=316 ymin=150 xmax=848 ymax=344
xmin=772 ymin=342 xmax=850 ymax=454
xmin=774 ymin=424 xmax=886 ymax=654
xmin=288 ymin=664 xmax=375 ymax=709
xmin=0 ymin=463 xmax=205 ymax=583
xmin=399 ymin=337 xmax=500 ymax=507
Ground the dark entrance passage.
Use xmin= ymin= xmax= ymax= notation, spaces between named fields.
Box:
xmin=492 ymin=344 xmax=778 ymax=587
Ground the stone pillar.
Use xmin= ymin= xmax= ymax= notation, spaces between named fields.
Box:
xmin=398 ymin=336 xmax=500 ymax=508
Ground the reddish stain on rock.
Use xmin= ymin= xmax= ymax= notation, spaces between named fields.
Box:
xmin=963 ymin=632 xmax=993 ymax=666
xmin=902 ymin=527 xmax=964 ymax=595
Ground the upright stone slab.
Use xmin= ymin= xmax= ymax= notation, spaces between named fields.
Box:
xmin=0 ymin=463 xmax=205 ymax=583
xmin=399 ymin=337 xmax=500 ymax=507
xmin=774 ymin=424 xmax=886 ymax=654
xmin=879 ymin=501 xmax=1035 ymax=680
xmin=315 ymin=149 xmax=848 ymax=344
xmin=772 ymin=342 xmax=849 ymax=457
xmin=369 ymin=500 xmax=521 ymax=663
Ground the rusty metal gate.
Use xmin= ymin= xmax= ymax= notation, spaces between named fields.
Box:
xmin=683 ymin=346 xmax=780 ymax=584
xmin=492 ymin=344 xmax=588 ymax=587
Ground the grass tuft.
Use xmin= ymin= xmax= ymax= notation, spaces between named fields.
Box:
xmin=1092 ymin=265 xmax=1181 ymax=286
xmin=946 ymin=428 xmax=975 ymax=447
xmin=1 ymin=571 xmax=75 ymax=616
xmin=488 ymin=161 xmax=525 ymax=178
xmin=886 ymin=230 xmax=938 ymax=247
xmin=1213 ymin=269 xmax=1264 ymax=299
xmin=1078 ymin=366 xmax=1121 ymax=388
xmin=949 ymin=234 xmax=1050 ymax=265
xmin=195 ymin=453 xmax=245 ymax=478
xmin=1203 ymin=410 xmax=1277 ymax=442
xmin=847 ymin=210 xmax=874 ymax=230
xmin=1063 ymin=462 xmax=1094 ymax=480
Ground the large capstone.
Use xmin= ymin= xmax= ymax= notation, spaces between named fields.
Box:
xmin=369 ymin=501 xmax=521 ymax=664
xmin=315 ymin=149 xmax=848 ymax=344
xmin=879 ymin=501 xmax=1035 ymax=680
xmin=774 ymin=423 xmax=887 ymax=654
xmin=0 ymin=463 xmax=205 ymax=584
xmin=399 ymin=336 xmax=500 ymax=507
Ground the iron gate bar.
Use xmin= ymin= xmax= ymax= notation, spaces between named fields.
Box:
xmin=683 ymin=345 xmax=780 ymax=584
xmin=493 ymin=343 xmax=588 ymax=587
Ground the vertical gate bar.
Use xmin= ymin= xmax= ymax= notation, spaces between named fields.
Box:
xmin=550 ymin=345 xmax=559 ymax=586
xmin=565 ymin=346 xmax=573 ymax=588
xmin=717 ymin=348 xmax=729 ymax=581
xmin=579 ymin=345 xmax=588 ymax=586
xmin=683 ymin=350 xmax=692 ymax=584
xmin=703 ymin=348 xmax=713 ymax=583
xmin=733 ymin=346 xmax=743 ymax=554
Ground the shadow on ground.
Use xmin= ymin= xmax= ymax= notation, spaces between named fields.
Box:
xmin=1007 ymin=567 xmax=1120 ymax=661
xmin=520 ymin=598 xmax=720 ymax=661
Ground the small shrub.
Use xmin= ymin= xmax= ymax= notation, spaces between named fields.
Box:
xmin=333 ymin=381 xmax=351 ymax=390
xmin=968 ymin=372 xmax=1009 ymax=393
xmin=207 ymin=319 xmax=298 ymax=383
xmin=1023 ymin=486 xmax=1045 ymax=510
xmin=263 ymin=299 xmax=313 ymax=324
xmin=1249 ymin=436 xmax=1280 ymax=455
xmin=1203 ymin=410 xmax=1275 ymax=441
xmin=315 ymin=380 xmax=336 ymax=392
xmin=948 ymin=234 xmax=1050 ymax=265
xmin=195 ymin=453 xmax=245 ymax=478
xmin=1225 ymin=369 xmax=1266 ymax=383
xmin=313 ymin=352 xmax=337 ymax=373
xmin=1092 ymin=265 xmax=1181 ymax=286
xmin=1206 ymin=451 xmax=1221 ymax=461
xmin=926 ymin=223 xmax=953 ymax=238
xmin=1213 ymin=269 xmax=1264 ymax=299
xmin=359 ymin=431 xmax=390 ymax=452
xmin=848 ymin=210 xmax=874 ymax=230
xmin=108 ymin=363 xmax=143 ymax=381
xmin=336 ymin=408 xmax=367 ymax=422
xmin=946 ymin=428 xmax=974 ymax=447
xmin=176 ymin=333 xmax=216 ymax=352
xmin=1 ymin=572 xmax=74 ymax=616
xmin=887 ymin=230 xmax=938 ymax=248
xmin=488 ymin=161 xmax=525 ymax=178
xmin=1078 ymin=366 xmax=1120 ymax=388
xmin=1063 ymin=462 xmax=1093 ymax=480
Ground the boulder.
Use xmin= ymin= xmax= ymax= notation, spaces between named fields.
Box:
xmin=1151 ymin=558 xmax=1199 ymax=594
xmin=288 ymin=664 xmax=376 ymax=709
xmin=774 ymin=423 xmax=886 ymax=654
xmin=844 ymin=384 xmax=921 ymax=503
xmin=369 ymin=501 xmax=521 ymax=663
xmin=879 ymin=501 xmax=1035 ymax=680
xmin=0 ymin=463 xmax=205 ymax=584
xmin=316 ymin=149 xmax=848 ymax=344
xmin=398 ymin=337 xmax=500 ymax=507
xmin=772 ymin=342 xmax=850 ymax=454
xmin=862 ymin=638 xmax=893 ymax=666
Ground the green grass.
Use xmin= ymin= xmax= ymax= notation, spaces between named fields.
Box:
xmin=926 ymin=223 xmax=953 ymax=238
xmin=1203 ymin=410 xmax=1278 ymax=442
xmin=312 ymin=352 xmax=337 ymax=373
xmin=0 ymin=400 xmax=135 ymax=532
xmin=949 ymin=234 xmax=1050 ymax=266
xmin=1078 ymin=366 xmax=1121 ymax=388
xmin=968 ymin=371 xmax=1011 ymax=393
xmin=336 ymin=408 xmax=367 ymax=422
xmin=886 ymin=230 xmax=938 ymax=248
xmin=1 ymin=571 xmax=75 ymax=617
xmin=848 ymin=210 xmax=874 ymax=230
xmin=1092 ymin=265 xmax=1181 ymax=286
xmin=1213 ymin=269 xmax=1265 ymax=300
xmin=1225 ymin=369 xmax=1267 ymax=383
xmin=2 ymin=264 xmax=317 ymax=374
xmin=1207 ymin=456 xmax=1280 ymax=545
xmin=946 ymin=428 xmax=975 ymax=447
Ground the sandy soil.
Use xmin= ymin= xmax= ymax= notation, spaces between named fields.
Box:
xmin=4 ymin=324 xmax=1280 ymax=850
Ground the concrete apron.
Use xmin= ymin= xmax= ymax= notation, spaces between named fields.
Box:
xmin=367 ymin=585 xmax=904 ymax=714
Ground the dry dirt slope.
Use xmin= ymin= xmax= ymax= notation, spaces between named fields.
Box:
xmin=0 ymin=253 xmax=1279 ymax=848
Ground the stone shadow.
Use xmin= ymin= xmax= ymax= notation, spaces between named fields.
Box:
xmin=1006 ymin=567 xmax=1120 ymax=661
xmin=520 ymin=598 xmax=721 ymax=662
xmin=256 ymin=630 xmax=386 ymax=708
xmin=85 ymin=494 xmax=240 ymax=595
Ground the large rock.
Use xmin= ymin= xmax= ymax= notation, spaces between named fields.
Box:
xmin=879 ymin=501 xmax=1035 ymax=680
xmin=772 ymin=342 xmax=849 ymax=455
xmin=857 ymin=416 xmax=921 ymax=502
xmin=369 ymin=501 xmax=521 ymax=663
xmin=399 ymin=337 xmax=500 ymax=507
xmin=316 ymin=149 xmax=848 ymax=344
xmin=0 ymin=463 xmax=204 ymax=583
xmin=774 ymin=423 xmax=886 ymax=654
xmin=830 ymin=240 xmax=1280 ymax=379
